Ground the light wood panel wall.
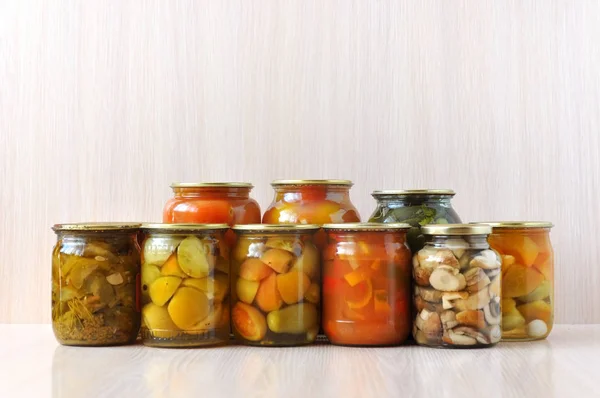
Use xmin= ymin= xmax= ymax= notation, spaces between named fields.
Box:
xmin=1 ymin=1 xmax=599 ymax=323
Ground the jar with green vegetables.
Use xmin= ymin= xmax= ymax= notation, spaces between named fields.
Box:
xmin=368 ymin=190 xmax=462 ymax=253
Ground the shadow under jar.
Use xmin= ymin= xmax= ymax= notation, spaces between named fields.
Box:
xmin=412 ymin=224 xmax=502 ymax=348
xmin=481 ymin=222 xmax=554 ymax=341
xmin=140 ymin=224 xmax=231 ymax=348
xmin=368 ymin=190 xmax=462 ymax=253
xmin=321 ymin=223 xmax=413 ymax=346
xmin=230 ymin=224 xmax=321 ymax=346
xmin=51 ymin=223 xmax=141 ymax=346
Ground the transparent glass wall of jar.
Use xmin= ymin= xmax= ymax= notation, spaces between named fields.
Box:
xmin=369 ymin=190 xmax=462 ymax=253
xmin=482 ymin=222 xmax=554 ymax=341
xmin=322 ymin=223 xmax=412 ymax=346
xmin=230 ymin=224 xmax=321 ymax=346
xmin=140 ymin=224 xmax=230 ymax=348
xmin=51 ymin=223 xmax=141 ymax=346
xmin=412 ymin=224 xmax=501 ymax=348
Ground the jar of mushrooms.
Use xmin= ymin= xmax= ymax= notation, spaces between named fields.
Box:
xmin=412 ymin=224 xmax=502 ymax=348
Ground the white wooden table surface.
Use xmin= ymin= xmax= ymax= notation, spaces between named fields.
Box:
xmin=1 ymin=324 xmax=598 ymax=398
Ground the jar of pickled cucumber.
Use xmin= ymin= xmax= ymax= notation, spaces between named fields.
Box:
xmin=230 ymin=224 xmax=321 ymax=346
xmin=368 ymin=190 xmax=462 ymax=253
xmin=412 ymin=224 xmax=502 ymax=348
xmin=140 ymin=224 xmax=230 ymax=348
xmin=482 ymin=222 xmax=554 ymax=341
xmin=51 ymin=223 xmax=142 ymax=346
xmin=322 ymin=223 xmax=412 ymax=346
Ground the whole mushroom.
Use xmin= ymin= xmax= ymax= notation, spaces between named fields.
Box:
xmin=429 ymin=266 xmax=467 ymax=292
xmin=415 ymin=295 xmax=441 ymax=312
xmin=454 ymin=288 xmax=490 ymax=312
xmin=483 ymin=297 xmax=501 ymax=326
xmin=443 ymin=329 xmax=477 ymax=346
xmin=440 ymin=310 xmax=458 ymax=330
xmin=417 ymin=248 xmax=460 ymax=270
xmin=415 ymin=309 xmax=442 ymax=337
xmin=442 ymin=291 xmax=469 ymax=309
xmin=454 ymin=326 xmax=490 ymax=344
xmin=417 ymin=286 xmax=443 ymax=303
xmin=464 ymin=267 xmax=491 ymax=293
xmin=470 ymin=250 xmax=501 ymax=270
xmin=456 ymin=310 xmax=486 ymax=329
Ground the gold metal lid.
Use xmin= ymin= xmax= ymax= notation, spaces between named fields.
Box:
xmin=271 ymin=179 xmax=353 ymax=186
xmin=170 ymin=182 xmax=253 ymax=189
xmin=421 ymin=223 xmax=491 ymax=236
xmin=52 ymin=223 xmax=141 ymax=232
xmin=474 ymin=221 xmax=554 ymax=229
xmin=232 ymin=224 xmax=321 ymax=232
xmin=141 ymin=223 xmax=230 ymax=232
xmin=323 ymin=222 xmax=411 ymax=231
xmin=372 ymin=189 xmax=455 ymax=196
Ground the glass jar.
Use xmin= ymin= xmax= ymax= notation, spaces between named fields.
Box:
xmin=483 ymin=222 xmax=554 ymax=341
xmin=368 ymin=189 xmax=462 ymax=253
xmin=263 ymin=180 xmax=360 ymax=246
xmin=140 ymin=223 xmax=230 ymax=348
xmin=321 ymin=223 xmax=412 ymax=346
xmin=412 ymin=224 xmax=501 ymax=348
xmin=51 ymin=223 xmax=141 ymax=346
xmin=163 ymin=182 xmax=261 ymax=245
xmin=230 ymin=224 xmax=321 ymax=346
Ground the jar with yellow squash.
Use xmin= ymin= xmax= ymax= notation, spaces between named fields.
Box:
xmin=140 ymin=224 xmax=230 ymax=347
xmin=230 ymin=225 xmax=321 ymax=346
xmin=483 ymin=222 xmax=554 ymax=341
xmin=51 ymin=223 xmax=141 ymax=346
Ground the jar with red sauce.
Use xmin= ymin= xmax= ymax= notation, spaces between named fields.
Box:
xmin=321 ymin=223 xmax=412 ymax=346
xmin=163 ymin=183 xmax=261 ymax=244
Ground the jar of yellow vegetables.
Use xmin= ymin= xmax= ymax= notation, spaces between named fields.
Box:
xmin=140 ymin=224 xmax=230 ymax=347
xmin=483 ymin=222 xmax=554 ymax=341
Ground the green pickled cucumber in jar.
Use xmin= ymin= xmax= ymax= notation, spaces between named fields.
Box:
xmin=368 ymin=190 xmax=462 ymax=252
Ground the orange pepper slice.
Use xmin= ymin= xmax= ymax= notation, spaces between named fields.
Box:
xmin=345 ymin=278 xmax=372 ymax=309
xmin=373 ymin=289 xmax=391 ymax=314
xmin=344 ymin=268 xmax=370 ymax=287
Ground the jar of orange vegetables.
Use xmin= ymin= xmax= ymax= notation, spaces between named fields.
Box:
xmin=483 ymin=222 xmax=554 ymax=341
xmin=262 ymin=180 xmax=361 ymax=247
xmin=230 ymin=224 xmax=321 ymax=346
xmin=163 ymin=182 xmax=259 ymax=221
xmin=321 ymin=223 xmax=412 ymax=346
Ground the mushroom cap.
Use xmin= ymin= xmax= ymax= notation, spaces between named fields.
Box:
xmin=470 ymin=250 xmax=501 ymax=270
xmin=429 ymin=267 xmax=467 ymax=292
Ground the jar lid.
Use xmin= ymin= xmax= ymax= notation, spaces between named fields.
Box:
xmin=372 ymin=189 xmax=455 ymax=196
xmin=170 ymin=182 xmax=253 ymax=189
xmin=271 ymin=179 xmax=353 ymax=186
xmin=141 ymin=223 xmax=230 ymax=232
xmin=232 ymin=224 xmax=321 ymax=232
xmin=322 ymin=222 xmax=411 ymax=231
xmin=474 ymin=221 xmax=554 ymax=229
xmin=52 ymin=223 xmax=141 ymax=232
xmin=421 ymin=223 xmax=491 ymax=236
